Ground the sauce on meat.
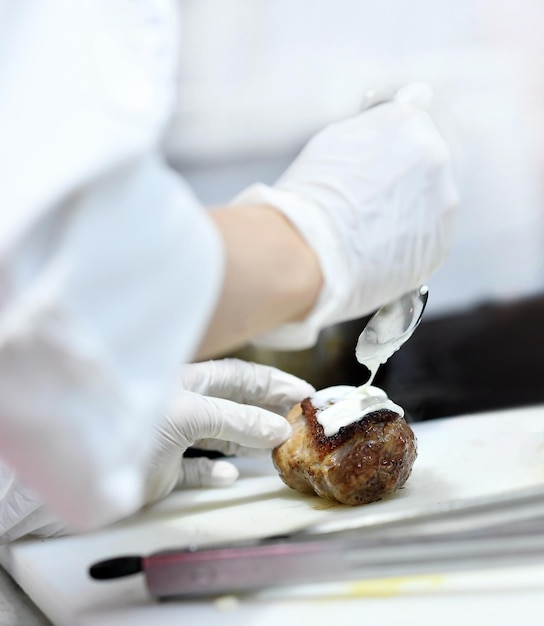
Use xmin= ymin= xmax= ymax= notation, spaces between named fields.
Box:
xmin=313 ymin=384 xmax=404 ymax=437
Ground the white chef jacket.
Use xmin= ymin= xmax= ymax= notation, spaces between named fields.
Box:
xmin=0 ymin=0 xmax=223 ymax=531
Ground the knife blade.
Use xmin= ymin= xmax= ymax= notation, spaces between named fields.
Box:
xmin=89 ymin=521 xmax=544 ymax=599
xmin=89 ymin=484 xmax=544 ymax=599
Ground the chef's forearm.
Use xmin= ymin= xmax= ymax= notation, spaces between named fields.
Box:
xmin=196 ymin=204 xmax=322 ymax=359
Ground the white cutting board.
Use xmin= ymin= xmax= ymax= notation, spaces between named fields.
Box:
xmin=2 ymin=405 xmax=544 ymax=625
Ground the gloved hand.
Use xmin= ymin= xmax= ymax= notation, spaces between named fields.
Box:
xmin=233 ymin=83 xmax=458 ymax=349
xmin=0 ymin=359 xmax=314 ymax=542
xmin=143 ymin=358 xmax=315 ymax=502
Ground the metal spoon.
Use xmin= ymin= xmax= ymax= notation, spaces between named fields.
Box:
xmin=355 ymin=285 xmax=429 ymax=385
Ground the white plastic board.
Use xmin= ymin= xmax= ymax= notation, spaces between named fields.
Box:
xmin=2 ymin=405 xmax=544 ymax=625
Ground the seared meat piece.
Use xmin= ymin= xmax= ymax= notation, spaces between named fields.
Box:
xmin=272 ymin=397 xmax=417 ymax=505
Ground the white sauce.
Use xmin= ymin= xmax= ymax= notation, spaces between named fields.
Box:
xmin=315 ymin=289 xmax=427 ymax=436
xmin=314 ymin=384 xmax=404 ymax=437
xmin=355 ymin=285 xmax=429 ymax=387
xmin=355 ymin=331 xmax=409 ymax=387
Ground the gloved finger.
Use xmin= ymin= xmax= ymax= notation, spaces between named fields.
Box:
xmin=179 ymin=359 xmax=314 ymax=414
xmin=167 ymin=391 xmax=292 ymax=450
xmin=3 ymin=512 xmax=69 ymax=543
xmin=360 ymin=84 xmax=398 ymax=111
xmin=0 ymin=468 xmax=69 ymax=543
xmin=0 ymin=469 xmax=41 ymax=541
xmin=190 ymin=438 xmax=272 ymax=458
xmin=360 ymin=82 xmax=434 ymax=117
xmin=177 ymin=458 xmax=239 ymax=489
xmin=394 ymin=82 xmax=434 ymax=109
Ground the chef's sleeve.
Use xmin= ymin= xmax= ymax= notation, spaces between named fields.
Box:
xmin=0 ymin=1 xmax=223 ymax=531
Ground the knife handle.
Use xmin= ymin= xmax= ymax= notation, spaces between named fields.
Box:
xmin=89 ymin=556 xmax=143 ymax=580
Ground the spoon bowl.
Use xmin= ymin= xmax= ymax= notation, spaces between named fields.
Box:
xmin=355 ymin=286 xmax=429 ymax=382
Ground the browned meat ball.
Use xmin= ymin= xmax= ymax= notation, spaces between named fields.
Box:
xmin=272 ymin=397 xmax=417 ymax=505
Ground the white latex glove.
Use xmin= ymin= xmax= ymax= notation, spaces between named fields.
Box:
xmin=0 ymin=359 xmax=314 ymax=542
xmin=144 ymin=359 xmax=315 ymax=501
xmin=179 ymin=358 xmax=315 ymax=457
xmin=233 ymin=83 xmax=458 ymax=349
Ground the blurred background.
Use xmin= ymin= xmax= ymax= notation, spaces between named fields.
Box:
xmin=166 ymin=0 xmax=544 ymax=421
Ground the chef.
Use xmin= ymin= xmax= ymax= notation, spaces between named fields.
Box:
xmin=0 ymin=1 xmax=457 ymax=541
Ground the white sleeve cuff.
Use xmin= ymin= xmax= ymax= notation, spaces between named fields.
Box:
xmin=231 ymin=183 xmax=349 ymax=350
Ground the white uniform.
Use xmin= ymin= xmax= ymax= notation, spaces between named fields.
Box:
xmin=0 ymin=1 xmax=223 ymax=531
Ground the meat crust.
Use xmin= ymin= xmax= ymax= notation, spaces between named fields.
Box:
xmin=272 ymin=397 xmax=417 ymax=505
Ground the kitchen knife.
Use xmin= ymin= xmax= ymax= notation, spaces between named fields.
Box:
xmin=89 ymin=485 xmax=544 ymax=599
